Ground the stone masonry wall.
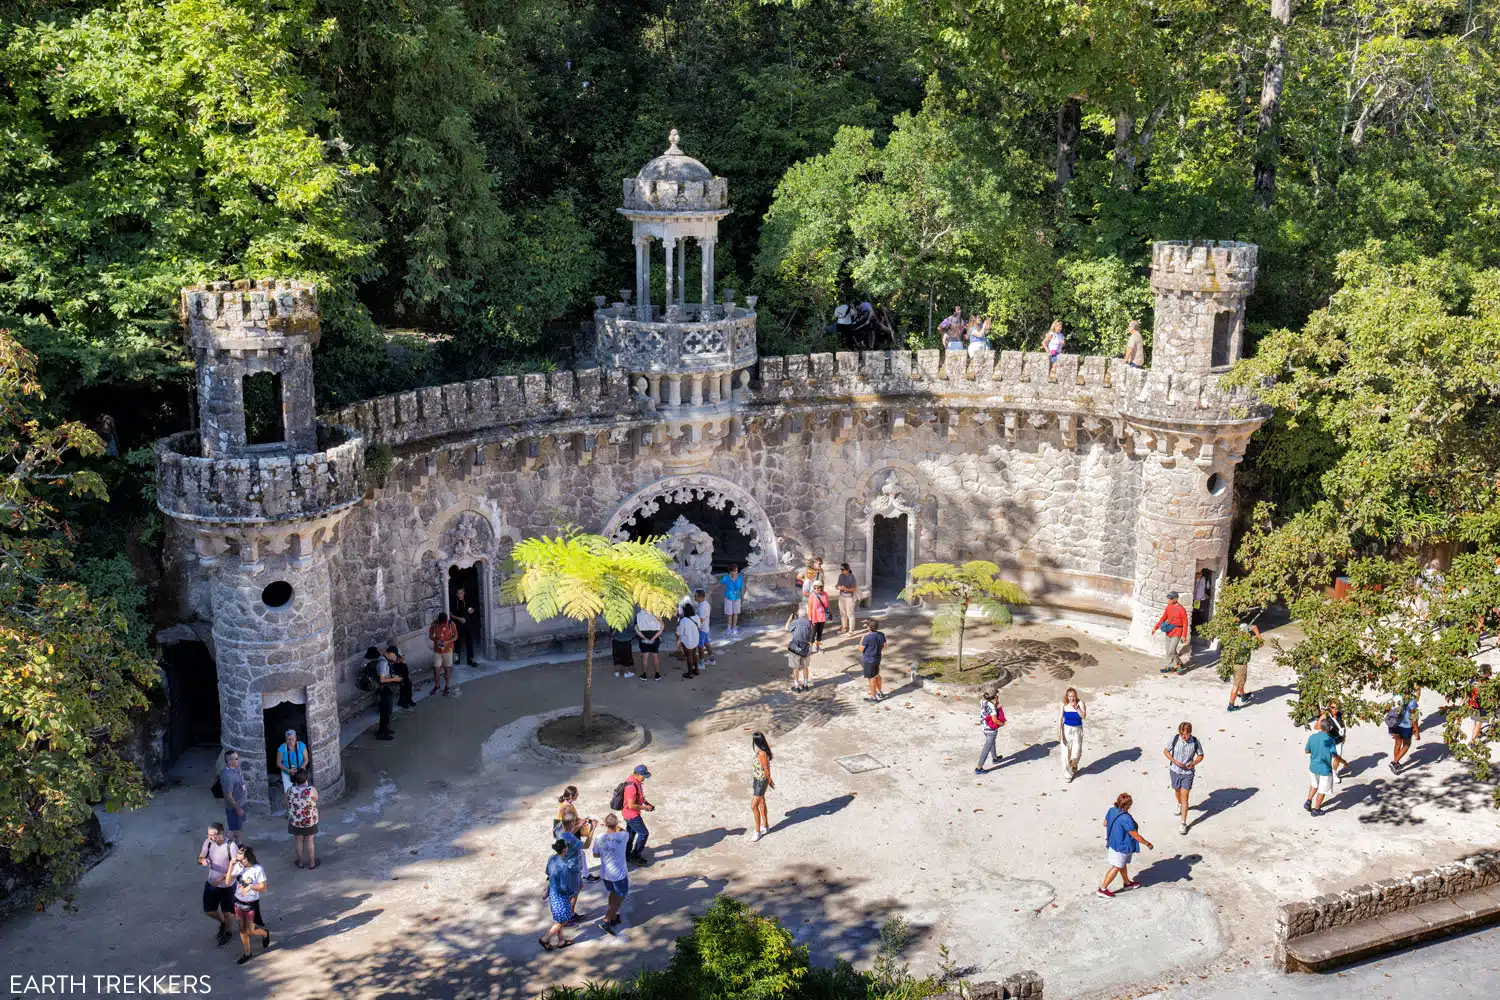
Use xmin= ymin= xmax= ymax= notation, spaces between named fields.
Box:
xmin=1274 ymin=850 xmax=1500 ymax=970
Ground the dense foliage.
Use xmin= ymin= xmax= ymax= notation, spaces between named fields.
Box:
xmin=540 ymin=896 xmax=947 ymax=1000
xmin=0 ymin=332 xmax=157 ymax=901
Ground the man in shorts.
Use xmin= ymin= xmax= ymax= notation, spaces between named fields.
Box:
xmin=1304 ymin=717 xmax=1338 ymax=816
xmin=859 ymin=619 xmax=887 ymax=702
xmin=785 ymin=605 xmax=813 ymax=693
xmin=1225 ymin=622 xmax=1262 ymax=710
xmin=1162 ymin=722 xmax=1204 ymax=836
xmin=693 ymin=588 xmax=716 ymax=667
xmin=675 ymin=603 xmax=701 ymax=678
xmin=593 ymin=813 xmax=630 ymax=934
xmin=720 ymin=564 xmax=746 ymax=635
xmin=220 ymin=750 xmax=247 ymax=844
xmin=197 ymin=821 xmax=237 ymax=945
xmin=427 ymin=612 xmax=457 ymax=696
xmin=1154 ymin=592 xmax=1191 ymax=674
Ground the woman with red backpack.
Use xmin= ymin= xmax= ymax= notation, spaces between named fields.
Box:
xmin=976 ymin=690 xmax=1006 ymax=774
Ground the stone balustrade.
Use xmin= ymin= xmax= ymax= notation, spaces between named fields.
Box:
xmin=156 ymin=425 xmax=365 ymax=524
xmin=593 ymin=305 xmax=757 ymax=375
xmin=328 ymin=368 xmax=639 ymax=450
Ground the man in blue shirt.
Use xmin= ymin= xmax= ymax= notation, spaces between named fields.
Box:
xmin=1305 ymin=718 xmax=1339 ymax=816
xmin=1389 ymin=691 xmax=1421 ymax=774
xmin=719 ymin=564 xmax=747 ymax=635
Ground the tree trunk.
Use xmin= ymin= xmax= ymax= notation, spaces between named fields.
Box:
xmin=1253 ymin=0 xmax=1293 ymax=207
xmin=956 ymin=597 xmax=969 ymax=672
xmin=1056 ymin=98 xmax=1083 ymax=191
xmin=582 ymin=617 xmax=596 ymax=735
xmin=1112 ymin=111 xmax=1134 ymax=189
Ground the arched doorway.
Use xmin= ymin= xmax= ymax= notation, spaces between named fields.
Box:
xmin=603 ymin=474 xmax=780 ymax=580
xmin=871 ymin=513 xmax=910 ymax=602
xmin=161 ymin=638 xmax=220 ymax=767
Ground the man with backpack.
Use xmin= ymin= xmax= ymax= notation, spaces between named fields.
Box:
xmin=613 ymin=764 xmax=654 ymax=865
xmin=361 ymin=644 xmax=401 ymax=740
xmin=1162 ymin=721 xmax=1204 ymax=835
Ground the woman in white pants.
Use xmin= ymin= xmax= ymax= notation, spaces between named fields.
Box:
xmin=1060 ymin=687 xmax=1086 ymax=780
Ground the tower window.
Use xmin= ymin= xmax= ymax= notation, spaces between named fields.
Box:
xmin=244 ymin=372 xmax=285 ymax=444
xmin=1210 ymin=312 xmax=1235 ymax=368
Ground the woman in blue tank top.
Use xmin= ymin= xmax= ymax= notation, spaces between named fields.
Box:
xmin=1060 ymin=687 xmax=1087 ymax=781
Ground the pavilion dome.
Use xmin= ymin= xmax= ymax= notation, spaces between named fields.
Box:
xmin=621 ymin=129 xmax=729 ymax=213
xmin=637 ymin=130 xmax=714 ymax=185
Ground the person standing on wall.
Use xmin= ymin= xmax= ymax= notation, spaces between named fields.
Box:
xmin=807 ymin=580 xmax=831 ymax=653
xmin=1155 ymin=592 xmax=1191 ymax=674
xmin=1044 ymin=320 xmax=1067 ymax=373
xmin=835 ymin=563 xmax=859 ymax=635
xmin=859 ymin=619 xmax=887 ymax=703
xmin=275 ymin=729 xmax=307 ymax=798
xmin=427 ymin=612 xmax=457 ymax=696
xmin=938 ymin=306 xmax=963 ymax=349
xmin=450 ymin=585 xmax=479 ymax=667
xmin=1123 ymin=319 xmax=1146 ymax=369
xmin=1162 ymin=721 xmax=1204 ymax=835
xmin=720 ymin=564 xmax=746 ymax=636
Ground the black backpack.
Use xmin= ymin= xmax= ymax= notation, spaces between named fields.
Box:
xmin=211 ymin=776 xmax=224 ymax=799
xmin=610 ymin=781 xmax=628 ymax=811
xmin=357 ymin=659 xmax=381 ymax=692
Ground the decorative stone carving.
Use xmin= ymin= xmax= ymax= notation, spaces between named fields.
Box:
xmin=603 ymin=474 xmax=779 ymax=573
xmin=864 ymin=470 xmax=921 ymax=521
xmin=438 ymin=510 xmax=495 ymax=569
xmin=657 ymin=516 xmax=715 ymax=589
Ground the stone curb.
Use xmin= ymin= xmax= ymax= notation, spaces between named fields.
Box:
xmin=527 ymin=708 xmax=649 ymax=767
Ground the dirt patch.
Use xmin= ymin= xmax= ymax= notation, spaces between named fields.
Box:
xmin=918 ymin=635 xmax=1101 ymax=689
xmin=535 ymin=712 xmax=640 ymax=754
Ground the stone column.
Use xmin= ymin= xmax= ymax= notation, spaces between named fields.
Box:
xmin=211 ymin=539 xmax=345 ymax=805
xmin=676 ymin=238 xmax=687 ymax=306
xmin=646 ymin=375 xmax=662 ymax=407
xmin=634 ymin=236 xmax=652 ymax=318
xmin=707 ymin=373 xmax=722 ymax=405
xmin=700 ymin=238 xmax=715 ymax=310
xmin=689 ymin=375 xmax=704 ymax=407
xmin=663 ymin=237 xmax=677 ymax=314
xmin=666 ymin=376 xmax=682 ymax=408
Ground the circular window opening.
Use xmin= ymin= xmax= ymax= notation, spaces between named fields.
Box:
xmin=1206 ymin=473 xmax=1226 ymax=496
xmin=261 ymin=581 xmax=294 ymax=608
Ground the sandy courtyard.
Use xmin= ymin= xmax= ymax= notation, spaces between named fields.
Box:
xmin=3 ymin=612 xmax=1497 ymax=999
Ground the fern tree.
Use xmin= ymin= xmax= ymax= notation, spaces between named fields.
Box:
xmin=503 ymin=530 xmax=683 ymax=734
xmin=901 ymin=561 xmax=1028 ymax=672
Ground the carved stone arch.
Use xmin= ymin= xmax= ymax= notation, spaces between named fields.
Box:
xmin=845 ymin=463 xmax=936 ymax=602
xmin=417 ymin=502 xmax=508 ymax=661
xmin=601 ymin=473 xmax=780 ymax=575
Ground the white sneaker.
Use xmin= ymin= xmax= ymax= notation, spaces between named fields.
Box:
xmin=623 ymin=671 xmax=634 ymax=678
xmin=708 ymin=658 xmax=718 ymax=666
xmin=751 ymin=830 xmax=761 ymax=842
xmin=1180 ymin=822 xmax=1189 ymax=836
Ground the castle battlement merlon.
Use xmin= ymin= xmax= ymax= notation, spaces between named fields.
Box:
xmin=181 ymin=279 xmax=322 ymax=350
xmin=1149 ymin=241 xmax=1258 ymax=296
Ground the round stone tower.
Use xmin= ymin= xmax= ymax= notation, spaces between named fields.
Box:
xmin=592 ymin=129 xmax=757 ymax=410
xmin=156 ymin=280 xmax=364 ymax=804
xmin=1149 ymin=240 xmax=1258 ymax=372
xmin=1124 ymin=242 xmax=1266 ymax=650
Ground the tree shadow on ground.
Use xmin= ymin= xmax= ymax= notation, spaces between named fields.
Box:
xmin=1134 ymin=853 xmax=1202 ymax=885
xmin=1075 ymin=747 xmax=1140 ymax=777
xmin=698 ymin=683 xmax=857 ymax=738
xmin=1189 ymin=786 xmax=1258 ymax=828
xmin=1326 ymin=768 xmax=1500 ymax=825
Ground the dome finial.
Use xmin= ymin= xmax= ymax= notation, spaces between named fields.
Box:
xmin=666 ymin=128 xmax=682 ymax=154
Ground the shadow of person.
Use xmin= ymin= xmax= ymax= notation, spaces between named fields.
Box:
xmin=768 ymin=794 xmax=856 ymax=834
xmin=647 ymin=826 xmax=745 ymax=863
xmin=989 ymin=740 xmax=1058 ymax=770
xmin=1074 ymin=746 xmax=1141 ymax=777
xmin=1340 ymin=751 xmax=1384 ymax=777
xmin=1247 ymin=683 xmax=1296 ymax=703
xmin=1134 ymin=853 xmax=1202 ymax=885
xmin=1189 ymin=786 xmax=1258 ymax=828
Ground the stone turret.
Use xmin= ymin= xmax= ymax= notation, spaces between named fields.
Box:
xmin=593 ymin=129 xmax=757 ymax=414
xmin=1124 ymin=241 xmax=1266 ymax=650
xmin=157 ymin=280 xmax=363 ymax=804
xmin=1149 ymin=241 xmax=1258 ymax=373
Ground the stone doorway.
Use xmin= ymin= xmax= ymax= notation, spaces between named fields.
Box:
xmin=448 ymin=563 xmax=483 ymax=665
xmin=262 ymin=698 xmax=307 ymax=790
xmin=162 ymin=639 xmax=220 ymax=767
xmin=871 ymin=513 xmax=910 ymax=602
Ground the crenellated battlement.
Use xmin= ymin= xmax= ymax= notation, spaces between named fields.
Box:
xmin=328 ymin=367 xmax=640 ymax=450
xmin=156 ymin=424 xmax=364 ymax=525
xmin=622 ymin=175 xmax=730 ymax=213
xmin=180 ymin=279 xmax=321 ymax=350
xmin=1150 ymin=241 xmax=1258 ymax=296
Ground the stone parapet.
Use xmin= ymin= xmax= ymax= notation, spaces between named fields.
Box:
xmin=156 ymin=425 xmax=364 ymax=524
xmin=594 ymin=306 xmax=757 ymax=375
xmin=180 ymin=279 xmax=321 ymax=350
xmin=1150 ymin=240 xmax=1258 ymax=296
xmin=622 ymin=174 xmax=729 ymax=213
xmin=750 ymin=350 xmax=1263 ymax=422
xmin=328 ymin=368 xmax=639 ymax=451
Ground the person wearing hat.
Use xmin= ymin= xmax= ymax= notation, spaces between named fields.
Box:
xmin=1154 ymin=591 xmax=1191 ymax=674
xmin=275 ymin=729 xmax=308 ymax=796
xmin=383 ymin=643 xmax=415 ymax=709
xmin=620 ymin=764 xmax=655 ymax=865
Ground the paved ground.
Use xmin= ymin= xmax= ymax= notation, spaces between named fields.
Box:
xmin=2 ymin=611 xmax=1497 ymax=999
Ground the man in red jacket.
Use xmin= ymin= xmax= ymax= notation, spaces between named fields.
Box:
xmin=1155 ymin=591 xmax=1191 ymax=674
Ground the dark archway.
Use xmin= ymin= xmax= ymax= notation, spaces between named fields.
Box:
xmin=262 ymin=701 xmax=307 ymax=784
xmin=624 ymin=497 xmax=753 ymax=573
xmin=871 ymin=514 xmax=910 ymax=602
xmin=162 ymin=640 xmax=220 ymax=767
xmin=448 ymin=563 xmax=483 ymax=665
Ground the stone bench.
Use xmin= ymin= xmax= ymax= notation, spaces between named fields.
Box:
xmin=1277 ymin=851 xmax=1500 ymax=972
